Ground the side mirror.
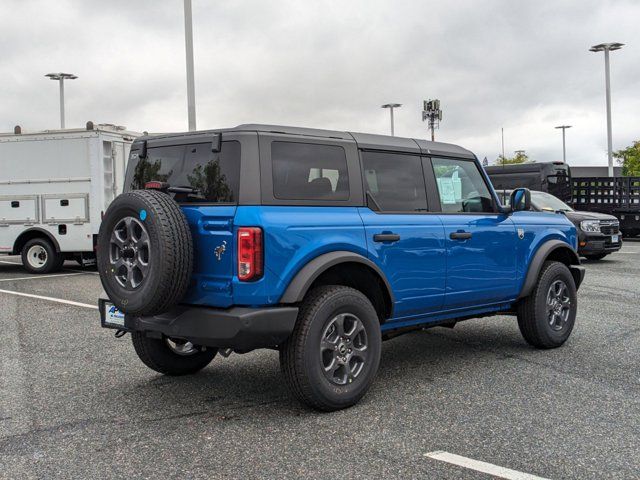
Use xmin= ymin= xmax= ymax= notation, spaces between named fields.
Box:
xmin=509 ymin=188 xmax=531 ymax=212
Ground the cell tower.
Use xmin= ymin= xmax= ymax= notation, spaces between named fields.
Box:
xmin=422 ymin=99 xmax=442 ymax=141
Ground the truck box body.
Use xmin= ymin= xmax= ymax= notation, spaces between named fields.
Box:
xmin=0 ymin=126 xmax=139 ymax=256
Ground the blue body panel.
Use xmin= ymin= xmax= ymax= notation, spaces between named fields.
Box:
xmin=358 ymin=208 xmax=446 ymax=318
xmin=180 ymin=204 xmax=578 ymax=331
xmin=440 ymin=214 xmax=518 ymax=308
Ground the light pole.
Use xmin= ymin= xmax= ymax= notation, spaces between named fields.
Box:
xmin=381 ymin=103 xmax=401 ymax=136
xmin=45 ymin=73 xmax=77 ymax=129
xmin=184 ymin=0 xmax=197 ymax=131
xmin=590 ymin=42 xmax=624 ymax=177
xmin=555 ymin=125 xmax=572 ymax=163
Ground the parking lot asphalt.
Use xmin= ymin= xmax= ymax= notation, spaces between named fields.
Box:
xmin=1 ymin=245 xmax=638 ymax=480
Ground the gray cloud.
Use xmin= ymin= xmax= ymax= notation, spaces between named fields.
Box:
xmin=1 ymin=0 xmax=638 ymax=166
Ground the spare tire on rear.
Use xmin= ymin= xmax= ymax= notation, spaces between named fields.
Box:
xmin=97 ymin=189 xmax=193 ymax=316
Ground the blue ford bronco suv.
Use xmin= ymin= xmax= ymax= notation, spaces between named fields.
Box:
xmin=98 ymin=124 xmax=585 ymax=411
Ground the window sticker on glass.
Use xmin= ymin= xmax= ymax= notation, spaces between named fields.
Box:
xmin=437 ymin=177 xmax=457 ymax=204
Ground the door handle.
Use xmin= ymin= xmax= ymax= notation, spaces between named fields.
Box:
xmin=450 ymin=231 xmax=472 ymax=240
xmin=373 ymin=233 xmax=400 ymax=243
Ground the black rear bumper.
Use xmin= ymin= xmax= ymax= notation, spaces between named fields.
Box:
xmin=99 ymin=296 xmax=298 ymax=351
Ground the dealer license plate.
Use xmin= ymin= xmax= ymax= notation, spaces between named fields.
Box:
xmin=612 ymin=234 xmax=619 ymax=243
xmin=104 ymin=301 xmax=125 ymax=327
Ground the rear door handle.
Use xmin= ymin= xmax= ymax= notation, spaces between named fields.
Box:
xmin=450 ymin=231 xmax=472 ymax=240
xmin=373 ymin=233 xmax=400 ymax=243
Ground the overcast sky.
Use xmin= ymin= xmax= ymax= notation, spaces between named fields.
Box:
xmin=1 ymin=0 xmax=638 ymax=166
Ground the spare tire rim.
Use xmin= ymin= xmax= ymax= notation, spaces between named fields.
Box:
xmin=27 ymin=245 xmax=48 ymax=268
xmin=320 ymin=313 xmax=368 ymax=386
xmin=109 ymin=216 xmax=151 ymax=290
xmin=546 ymin=279 xmax=571 ymax=331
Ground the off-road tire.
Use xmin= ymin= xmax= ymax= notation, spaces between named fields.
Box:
xmin=97 ymin=190 xmax=193 ymax=316
xmin=280 ymin=285 xmax=382 ymax=411
xmin=131 ymin=332 xmax=217 ymax=376
xmin=584 ymin=253 xmax=607 ymax=261
xmin=21 ymin=238 xmax=64 ymax=274
xmin=517 ymin=261 xmax=577 ymax=349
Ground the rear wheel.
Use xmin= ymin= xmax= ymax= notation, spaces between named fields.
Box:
xmin=21 ymin=238 xmax=63 ymax=274
xmin=280 ymin=286 xmax=382 ymax=411
xmin=584 ymin=253 xmax=607 ymax=261
xmin=131 ymin=332 xmax=217 ymax=376
xmin=517 ymin=261 xmax=577 ymax=349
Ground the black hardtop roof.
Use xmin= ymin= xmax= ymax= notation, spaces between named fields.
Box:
xmin=137 ymin=124 xmax=475 ymax=159
xmin=485 ymin=162 xmax=569 ymax=174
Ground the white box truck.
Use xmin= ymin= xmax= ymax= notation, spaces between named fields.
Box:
xmin=0 ymin=123 xmax=140 ymax=273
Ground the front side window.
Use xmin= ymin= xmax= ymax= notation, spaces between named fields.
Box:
xmin=272 ymin=142 xmax=349 ymax=200
xmin=362 ymin=151 xmax=428 ymax=212
xmin=125 ymin=141 xmax=240 ymax=203
xmin=431 ymin=158 xmax=494 ymax=213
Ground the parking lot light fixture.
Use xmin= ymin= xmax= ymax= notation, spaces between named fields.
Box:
xmin=555 ymin=125 xmax=572 ymax=164
xmin=589 ymin=42 xmax=624 ymax=177
xmin=381 ymin=103 xmax=402 ymax=136
xmin=45 ymin=73 xmax=78 ymax=129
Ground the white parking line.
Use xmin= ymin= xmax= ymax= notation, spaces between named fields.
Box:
xmin=0 ymin=288 xmax=97 ymax=309
xmin=0 ymin=272 xmax=88 ymax=283
xmin=425 ymin=451 xmax=550 ymax=480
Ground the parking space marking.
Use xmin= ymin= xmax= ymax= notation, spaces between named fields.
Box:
xmin=0 ymin=288 xmax=97 ymax=309
xmin=425 ymin=451 xmax=550 ymax=480
xmin=0 ymin=272 xmax=89 ymax=283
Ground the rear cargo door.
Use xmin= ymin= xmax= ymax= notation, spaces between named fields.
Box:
xmin=125 ymin=134 xmax=241 ymax=307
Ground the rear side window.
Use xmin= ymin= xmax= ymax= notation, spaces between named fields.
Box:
xmin=362 ymin=151 xmax=428 ymax=212
xmin=125 ymin=141 xmax=240 ymax=203
xmin=272 ymin=142 xmax=349 ymax=200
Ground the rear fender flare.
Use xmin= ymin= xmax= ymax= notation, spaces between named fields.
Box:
xmin=280 ymin=251 xmax=394 ymax=306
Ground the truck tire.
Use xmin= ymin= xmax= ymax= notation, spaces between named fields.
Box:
xmin=280 ymin=285 xmax=382 ymax=411
xmin=132 ymin=332 xmax=217 ymax=376
xmin=517 ymin=261 xmax=577 ymax=349
xmin=97 ymin=190 xmax=193 ymax=316
xmin=21 ymin=238 xmax=64 ymax=274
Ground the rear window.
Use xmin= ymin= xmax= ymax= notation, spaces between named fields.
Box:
xmin=125 ymin=141 xmax=240 ymax=203
xmin=272 ymin=141 xmax=349 ymax=200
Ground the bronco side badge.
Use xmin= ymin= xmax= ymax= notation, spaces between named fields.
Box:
xmin=518 ymin=228 xmax=525 ymax=239
xmin=215 ymin=240 xmax=227 ymax=260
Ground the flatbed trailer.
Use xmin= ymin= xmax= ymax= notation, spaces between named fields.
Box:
xmin=571 ymin=176 xmax=640 ymax=237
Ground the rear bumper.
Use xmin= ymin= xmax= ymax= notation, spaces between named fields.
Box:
xmin=99 ymin=296 xmax=298 ymax=351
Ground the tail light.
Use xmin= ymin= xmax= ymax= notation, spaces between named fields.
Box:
xmin=237 ymin=227 xmax=263 ymax=281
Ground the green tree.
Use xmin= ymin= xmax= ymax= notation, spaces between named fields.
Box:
xmin=614 ymin=140 xmax=640 ymax=176
xmin=496 ymin=152 xmax=529 ymax=165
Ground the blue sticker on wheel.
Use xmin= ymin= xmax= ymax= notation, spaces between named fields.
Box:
xmin=139 ymin=209 xmax=147 ymax=221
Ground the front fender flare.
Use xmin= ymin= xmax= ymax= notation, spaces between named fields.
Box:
xmin=279 ymin=251 xmax=395 ymax=306
xmin=517 ymin=240 xmax=581 ymax=299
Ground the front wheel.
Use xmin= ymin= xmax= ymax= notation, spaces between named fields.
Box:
xmin=517 ymin=261 xmax=577 ymax=349
xmin=131 ymin=332 xmax=217 ymax=376
xmin=280 ymin=285 xmax=382 ymax=411
xmin=21 ymin=238 xmax=64 ymax=274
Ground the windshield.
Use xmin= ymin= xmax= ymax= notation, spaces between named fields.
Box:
xmin=531 ymin=191 xmax=573 ymax=212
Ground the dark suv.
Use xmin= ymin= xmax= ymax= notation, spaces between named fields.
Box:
xmin=499 ymin=190 xmax=622 ymax=260
xmin=97 ymin=124 xmax=585 ymax=411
